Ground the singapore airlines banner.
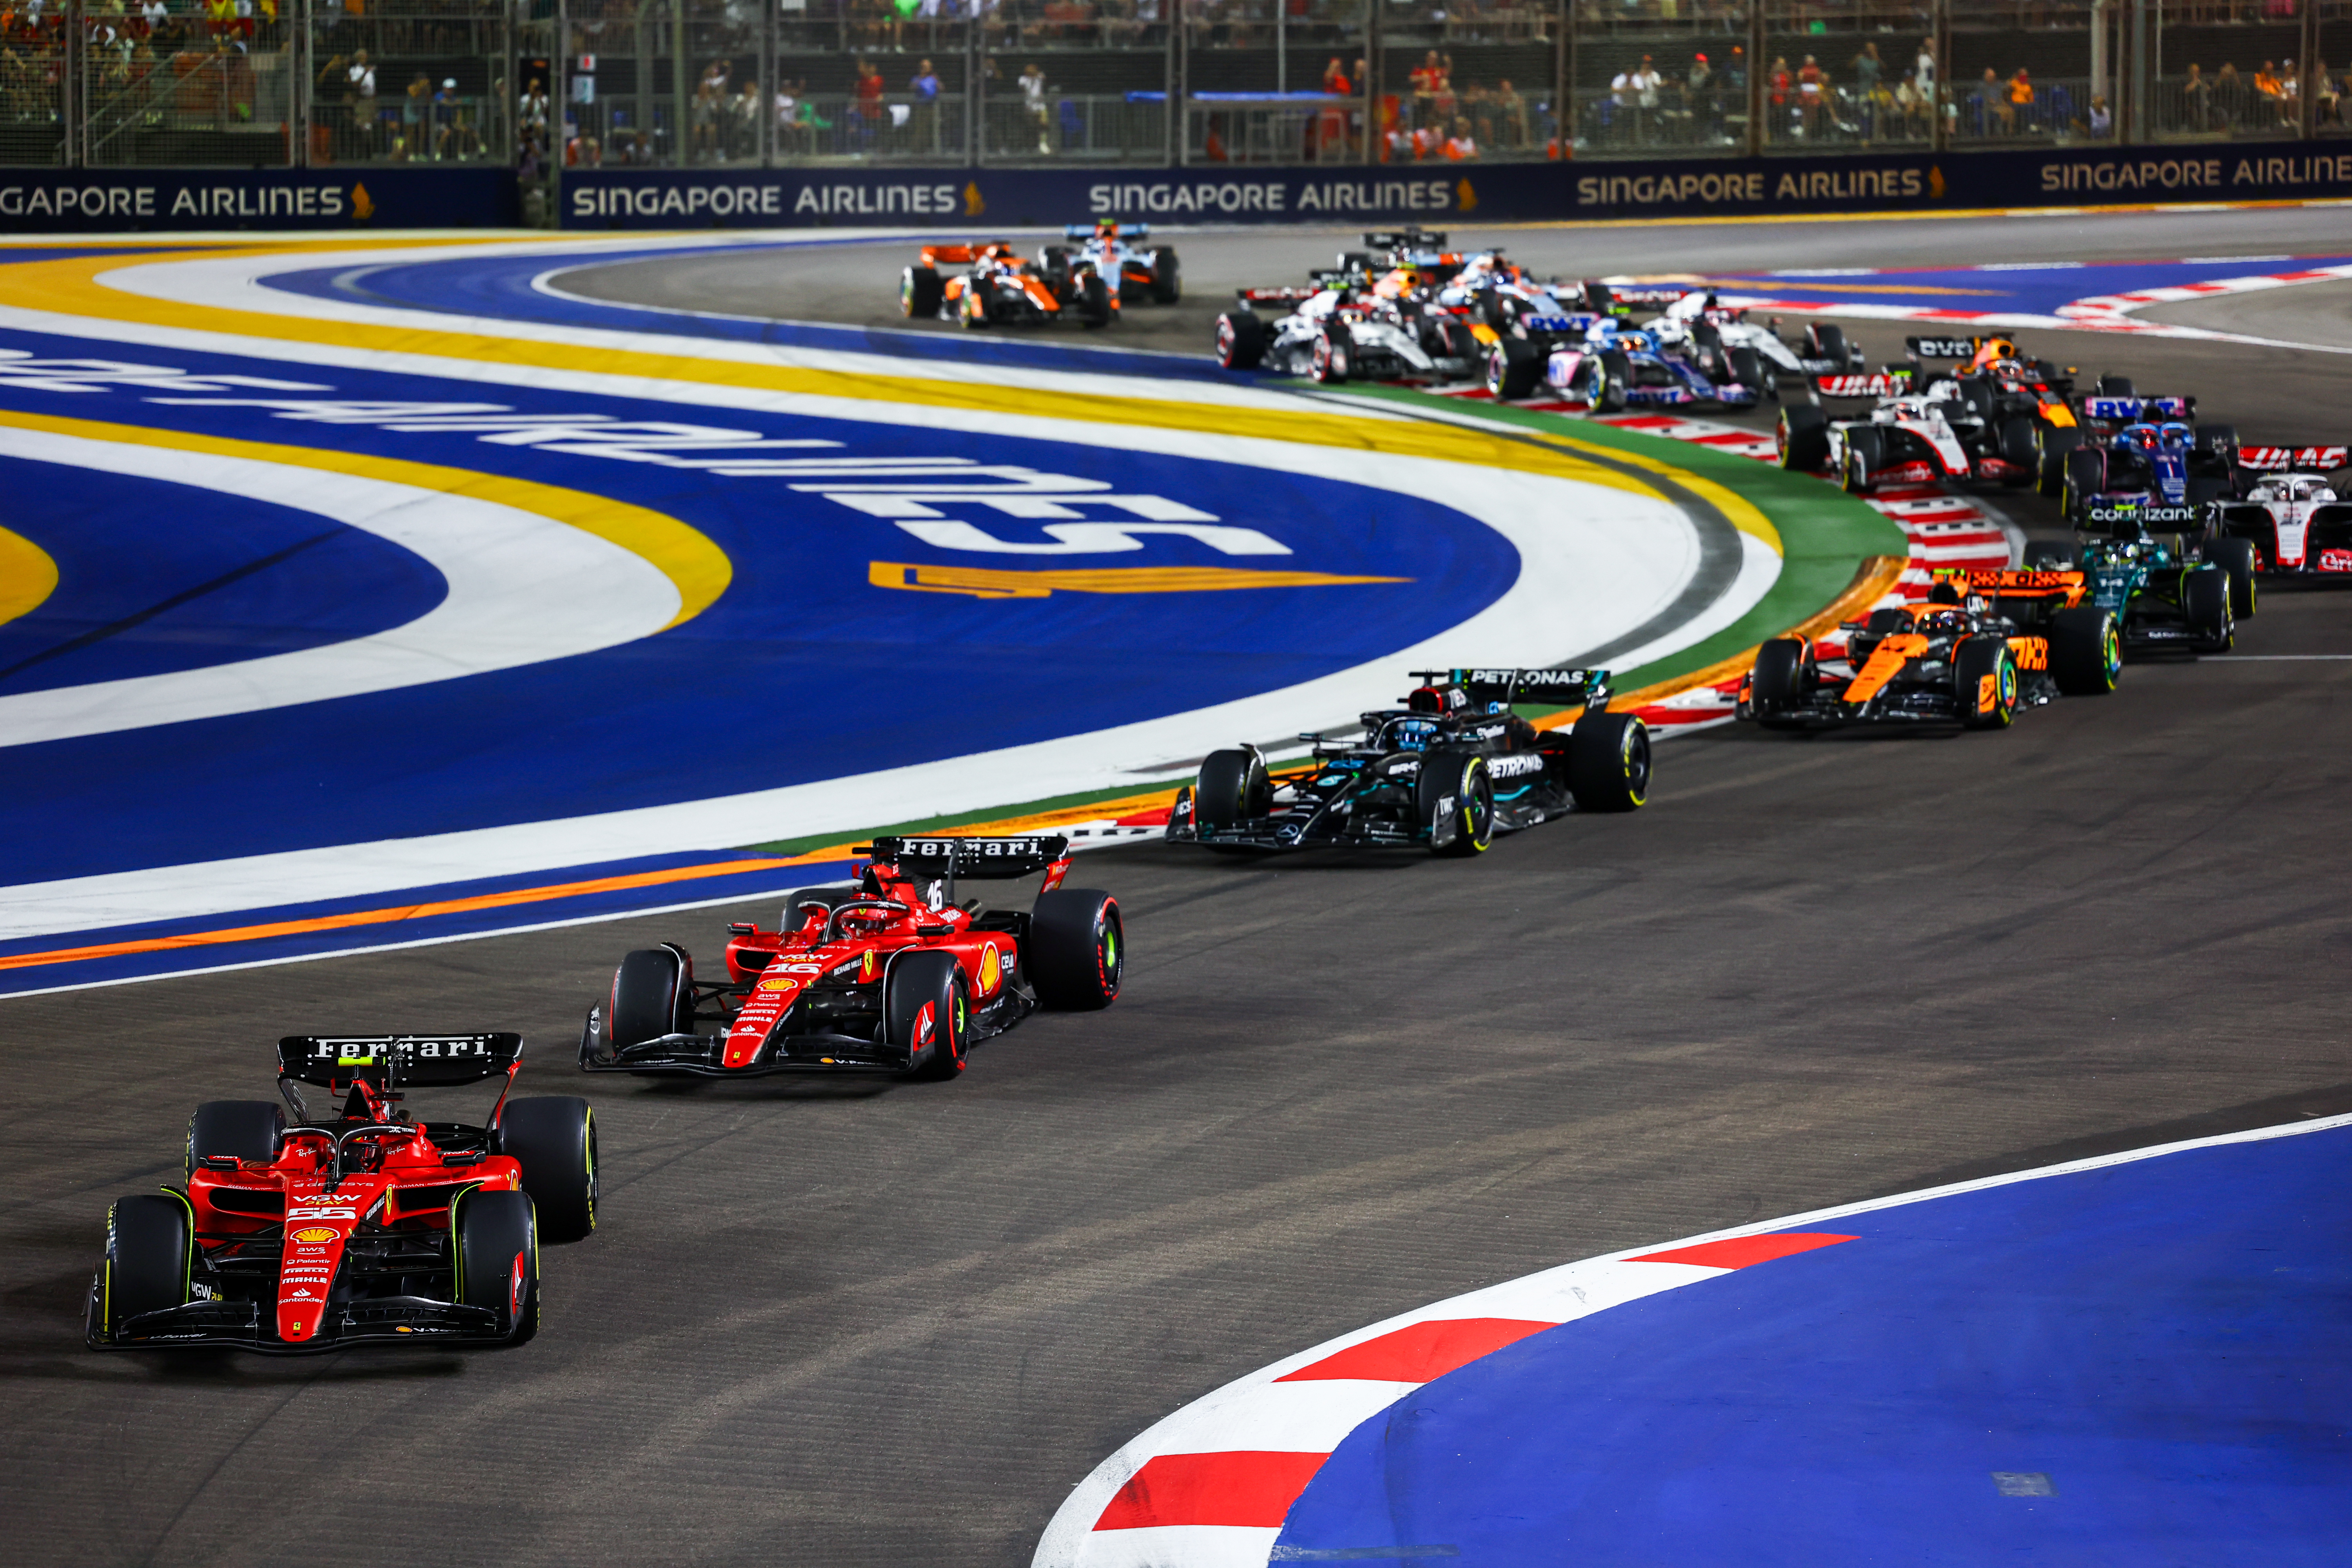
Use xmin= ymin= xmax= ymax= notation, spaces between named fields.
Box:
xmin=559 ymin=145 xmax=2352 ymax=230
xmin=0 ymin=167 xmax=515 ymax=232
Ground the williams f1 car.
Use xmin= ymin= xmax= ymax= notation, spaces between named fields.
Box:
xmin=88 ymin=1034 xmax=596 ymax=1353
xmin=581 ymin=835 xmax=1118 ymax=1081
xmin=903 ymin=241 xmax=1112 ymax=329
xmin=1043 ymin=219 xmax=1180 ymax=311
xmin=2206 ymin=446 xmax=2352 ymax=579
xmin=1165 ymin=667 xmax=1650 ymax=857
xmin=1738 ymin=592 xmax=2119 ymax=731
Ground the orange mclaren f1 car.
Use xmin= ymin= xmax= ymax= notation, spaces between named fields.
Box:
xmin=901 ymin=240 xmax=1113 ymax=329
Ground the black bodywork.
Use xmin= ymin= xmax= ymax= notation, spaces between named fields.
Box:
xmin=1165 ymin=667 xmax=1649 ymax=855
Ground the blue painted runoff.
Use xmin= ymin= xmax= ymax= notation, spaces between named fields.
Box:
xmin=1719 ymin=254 xmax=2352 ymax=323
xmin=1278 ymin=1124 xmax=2352 ymax=1566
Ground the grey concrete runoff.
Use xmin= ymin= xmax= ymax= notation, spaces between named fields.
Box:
xmin=7 ymin=208 xmax=2352 ymax=1567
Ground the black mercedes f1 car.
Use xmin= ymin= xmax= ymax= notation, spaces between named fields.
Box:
xmin=1165 ymin=667 xmax=1649 ymax=857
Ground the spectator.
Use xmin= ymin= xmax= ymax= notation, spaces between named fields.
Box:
xmin=1322 ymin=56 xmax=1349 ymax=95
xmin=401 ymin=70 xmax=429 ymax=158
xmin=1412 ymin=49 xmax=1444 ymax=128
xmin=2255 ymin=59 xmax=2282 ymax=106
xmin=1796 ymin=53 xmax=1825 ymax=136
xmin=1019 ymin=60 xmax=1048 ymax=153
xmin=2007 ymin=67 xmax=2034 ymax=133
xmin=1894 ymin=69 xmax=1925 ymax=138
xmin=1915 ymin=37 xmax=1935 ymax=101
xmin=2183 ymin=63 xmax=2211 ymax=132
xmin=1442 ymin=116 xmax=1476 ymax=160
xmin=910 ymin=57 xmax=940 ymax=152
xmin=1632 ymin=54 xmax=1661 ymax=118
xmin=1853 ymin=41 xmax=1881 ymax=102
xmin=2278 ymin=58 xmax=2301 ymax=125
xmin=2216 ymin=63 xmax=2246 ymax=128
xmin=733 ymin=78 xmax=762 ymax=157
xmin=2088 ymin=93 xmax=2112 ymax=139
xmin=856 ymin=57 xmax=886 ymax=149
xmin=1494 ymin=77 xmax=1526 ymax=148
xmin=1974 ymin=67 xmax=2004 ymax=135
xmin=521 ymin=75 xmax=548 ymax=135
xmin=2314 ymin=59 xmax=2340 ymax=125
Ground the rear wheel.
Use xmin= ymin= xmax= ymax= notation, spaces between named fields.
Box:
xmin=97 ymin=1193 xmax=191 ymax=1340
xmin=1567 ymin=711 xmax=1651 ymax=811
xmin=497 ymin=1098 xmax=597 ymax=1243
xmin=1194 ymin=749 xmax=1270 ymax=829
xmin=1956 ymin=638 xmax=2020 ymax=730
xmin=1216 ymin=310 xmax=1267 ymax=370
xmin=2049 ymin=606 xmax=2122 ymax=695
xmin=885 ymin=951 xmax=971 ymax=1077
xmin=187 ymin=1100 xmax=284 ymax=1176
xmin=1418 ymin=751 xmax=1494 ymax=856
xmin=1841 ymin=425 xmax=1884 ymax=494
xmin=1029 ymin=889 xmax=1123 ymax=1009
xmin=1806 ymin=321 xmax=1849 ymax=367
xmin=1778 ymin=405 xmax=1829 ymax=470
xmin=454 ymin=1189 xmax=539 ymax=1345
xmin=2096 ymin=374 xmax=2136 ymax=398
xmin=2063 ymin=446 xmax=2109 ymax=525
xmin=1726 ymin=345 xmax=1764 ymax=395
xmin=2203 ymin=535 xmax=2258 ymax=619
xmin=2184 ymin=566 xmax=2234 ymax=652
xmin=2035 ymin=423 xmax=2082 ymax=496
xmin=1998 ymin=417 xmax=2038 ymax=484
xmin=1149 ymin=247 xmax=1181 ymax=303
xmin=609 ymin=946 xmax=690 ymax=1049
xmin=1489 ymin=336 xmax=1541 ymax=399
xmin=900 ymin=265 xmax=943 ymax=318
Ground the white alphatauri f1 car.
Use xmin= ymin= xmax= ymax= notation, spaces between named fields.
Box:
xmin=1215 ymin=277 xmax=1481 ymax=384
xmin=2208 ymin=446 xmax=2352 ymax=578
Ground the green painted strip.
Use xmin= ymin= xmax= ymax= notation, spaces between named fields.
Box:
xmin=1338 ymin=385 xmax=1911 ymax=690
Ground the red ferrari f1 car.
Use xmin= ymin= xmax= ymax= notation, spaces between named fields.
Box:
xmin=580 ymin=835 xmax=1119 ymax=1081
xmin=88 ymin=1034 xmax=596 ymax=1353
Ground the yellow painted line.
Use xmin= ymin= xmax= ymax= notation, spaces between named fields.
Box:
xmin=0 ymin=521 xmax=57 ymax=629
xmin=0 ymin=247 xmax=1663 ymax=502
xmin=0 ymin=407 xmax=731 ymax=630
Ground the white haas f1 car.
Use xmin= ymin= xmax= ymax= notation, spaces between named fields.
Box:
xmin=2207 ymin=446 xmax=2352 ymax=578
xmin=1778 ymin=382 xmax=2036 ymax=492
xmin=1215 ymin=274 xmax=1481 ymax=384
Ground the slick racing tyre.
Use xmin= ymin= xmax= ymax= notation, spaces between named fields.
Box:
xmin=497 ymin=1098 xmax=597 ymax=1243
xmin=1216 ymin=310 xmax=1268 ymax=370
xmin=1747 ymin=637 xmax=1814 ymax=726
xmin=1727 ymin=345 xmax=1766 ymax=399
xmin=1038 ymin=245 xmax=1073 ymax=292
xmin=1076 ymin=269 xmax=1112 ymax=328
xmin=1998 ymin=416 xmax=2038 ymax=485
xmin=2034 ymin=423 xmax=2081 ymax=497
xmin=1148 ymin=246 xmax=1181 ymax=303
xmin=1841 ymin=424 xmax=1884 ymax=494
xmin=454 ymin=1188 xmax=539 ymax=1345
xmin=901 ymin=265 xmax=944 ymax=319
xmin=2203 ymin=535 xmax=2258 ymax=619
xmin=1595 ymin=350 xmax=1630 ymax=413
xmin=2063 ymin=446 xmax=2109 ymax=526
xmin=1488 ymin=336 xmax=1542 ymax=400
xmin=1568 ymin=710 xmax=1651 ymax=811
xmin=1418 ymin=751 xmax=1495 ymax=856
xmin=1778 ymin=404 xmax=1829 ymax=471
xmin=94 ymin=1192 xmax=192 ymax=1341
xmin=886 ymin=950 xmax=972 ymax=1078
xmin=1310 ymin=326 xmax=1352 ymax=384
xmin=2185 ymin=565 xmax=2234 ymax=652
xmin=1029 ymin=889 xmax=1123 ymax=1009
xmin=1804 ymin=321 xmax=1849 ymax=369
xmin=2049 ymin=606 xmax=2122 ymax=695
xmin=1194 ymin=748 xmax=1271 ymax=828
xmin=609 ymin=945 xmax=692 ymax=1050
xmin=187 ymin=1100 xmax=284 ymax=1175
xmin=2096 ymin=374 xmax=2136 ymax=398
xmin=1956 ymin=637 xmax=2020 ymax=730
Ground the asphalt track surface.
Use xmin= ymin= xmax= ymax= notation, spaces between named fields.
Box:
xmin=7 ymin=209 xmax=2352 ymax=1566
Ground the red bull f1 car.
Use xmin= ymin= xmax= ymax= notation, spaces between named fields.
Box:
xmin=1165 ymin=666 xmax=1650 ymax=856
xmin=902 ymin=241 xmax=1112 ymax=329
xmin=581 ymin=835 xmax=1119 ymax=1081
xmin=2207 ymin=446 xmax=2352 ymax=578
xmin=1738 ymin=591 xmax=2120 ymax=731
xmin=88 ymin=1034 xmax=597 ymax=1353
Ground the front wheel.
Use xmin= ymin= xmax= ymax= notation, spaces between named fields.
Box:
xmin=1194 ymin=748 xmax=1270 ymax=829
xmin=1567 ymin=710 xmax=1651 ymax=811
xmin=497 ymin=1098 xmax=597 ymax=1243
xmin=1595 ymin=350 xmax=1630 ymax=413
xmin=901 ymin=265 xmax=944 ymax=318
xmin=1489 ymin=336 xmax=1541 ymax=400
xmin=1076 ymin=269 xmax=1112 ymax=328
xmin=1215 ymin=310 xmax=1267 ymax=370
xmin=886 ymin=951 xmax=972 ymax=1078
xmin=2203 ymin=535 xmax=2258 ymax=620
xmin=1029 ymin=889 xmax=1123 ymax=1009
xmin=2049 ymin=606 xmax=2122 ymax=695
xmin=608 ymin=946 xmax=691 ymax=1049
xmin=94 ymin=1193 xmax=192 ymax=1342
xmin=1149 ymin=246 xmax=1181 ymax=303
xmin=2184 ymin=566 xmax=2234 ymax=652
xmin=1779 ymin=404 xmax=1829 ymax=471
xmin=1310 ymin=327 xmax=1351 ymax=384
xmin=1956 ymin=638 xmax=2020 ymax=730
xmin=1419 ymin=752 xmax=1494 ymax=856
xmin=454 ymin=1189 xmax=539 ymax=1345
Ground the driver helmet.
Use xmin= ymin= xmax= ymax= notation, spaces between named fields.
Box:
xmin=1391 ymin=718 xmax=1437 ymax=752
xmin=1094 ymin=218 xmax=1119 ymax=239
xmin=2121 ymin=423 xmax=2159 ymax=452
xmin=1973 ymin=336 xmax=2021 ymax=368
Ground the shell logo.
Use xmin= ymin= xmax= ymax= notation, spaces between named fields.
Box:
xmin=977 ymin=944 xmax=1000 ymax=995
xmin=290 ymin=1227 xmax=338 ymax=1244
xmin=758 ymin=976 xmax=800 ymax=993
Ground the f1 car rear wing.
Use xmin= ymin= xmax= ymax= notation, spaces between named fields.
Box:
xmin=2082 ymin=394 xmax=2195 ymax=421
xmin=277 ymin=1033 xmax=523 ymax=1089
xmin=860 ymin=835 xmax=1073 ymax=879
xmin=1238 ymin=284 xmax=1332 ymax=306
xmin=1410 ymin=667 xmax=1612 ymax=712
xmin=2238 ymin=444 xmax=2350 ymax=471
xmin=1904 ymin=335 xmax=1980 ymax=361
xmin=1362 ymin=228 xmax=1446 ymax=251
xmin=1065 ymin=221 xmax=1148 ymax=239
xmin=1818 ymin=370 xmax=1913 ymax=399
